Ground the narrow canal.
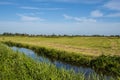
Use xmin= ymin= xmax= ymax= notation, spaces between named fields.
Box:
xmin=11 ymin=46 xmax=112 ymax=79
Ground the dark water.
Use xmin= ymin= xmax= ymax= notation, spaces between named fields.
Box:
xmin=11 ymin=47 xmax=112 ymax=79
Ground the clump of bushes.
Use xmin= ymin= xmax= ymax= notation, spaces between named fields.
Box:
xmin=90 ymin=55 xmax=120 ymax=76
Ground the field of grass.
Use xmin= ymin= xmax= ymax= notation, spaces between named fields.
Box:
xmin=3 ymin=41 xmax=120 ymax=77
xmin=1 ymin=43 xmax=118 ymax=80
xmin=0 ymin=36 xmax=120 ymax=79
xmin=0 ymin=36 xmax=120 ymax=77
xmin=0 ymin=36 xmax=120 ymax=56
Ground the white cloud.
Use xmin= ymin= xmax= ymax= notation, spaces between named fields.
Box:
xmin=21 ymin=16 xmax=40 ymax=21
xmin=90 ymin=10 xmax=120 ymax=18
xmin=20 ymin=6 xmax=39 ymax=10
xmin=104 ymin=0 xmax=120 ymax=11
xmin=74 ymin=17 xmax=96 ymax=23
xmin=0 ymin=2 xmax=13 ymax=5
xmin=0 ymin=21 xmax=120 ymax=35
xmin=20 ymin=6 xmax=63 ymax=10
xmin=91 ymin=10 xmax=103 ymax=17
xmin=107 ymin=12 xmax=120 ymax=17
xmin=19 ymin=12 xmax=44 ymax=16
xmin=79 ymin=0 xmax=104 ymax=4
xmin=34 ymin=0 xmax=104 ymax=4
xmin=39 ymin=8 xmax=63 ymax=10
xmin=63 ymin=14 xmax=96 ymax=23
xmin=17 ymin=14 xmax=45 ymax=22
xmin=63 ymin=14 xmax=73 ymax=19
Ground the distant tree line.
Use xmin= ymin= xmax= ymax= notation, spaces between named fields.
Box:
xmin=0 ymin=32 xmax=120 ymax=37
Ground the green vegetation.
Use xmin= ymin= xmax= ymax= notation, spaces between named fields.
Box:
xmin=90 ymin=55 xmax=120 ymax=76
xmin=0 ymin=43 xmax=83 ymax=80
xmin=0 ymin=35 xmax=120 ymax=79
xmin=0 ymin=36 xmax=120 ymax=56
xmin=2 ymin=41 xmax=120 ymax=77
xmin=1 ymin=43 xmax=118 ymax=80
xmin=3 ymin=41 xmax=92 ymax=66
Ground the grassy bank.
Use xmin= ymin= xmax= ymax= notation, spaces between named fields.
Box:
xmin=0 ymin=43 xmax=84 ymax=80
xmin=1 ymin=43 xmax=118 ymax=80
xmin=3 ymin=41 xmax=92 ymax=66
xmin=3 ymin=41 xmax=120 ymax=77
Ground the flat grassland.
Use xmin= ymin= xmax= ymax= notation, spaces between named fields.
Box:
xmin=0 ymin=36 xmax=120 ymax=79
xmin=0 ymin=36 xmax=120 ymax=56
xmin=1 ymin=41 xmax=119 ymax=80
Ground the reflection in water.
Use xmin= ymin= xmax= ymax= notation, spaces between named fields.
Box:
xmin=11 ymin=47 xmax=112 ymax=79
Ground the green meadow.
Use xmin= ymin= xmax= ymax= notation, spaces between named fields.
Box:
xmin=0 ymin=36 xmax=120 ymax=80
xmin=0 ymin=36 xmax=120 ymax=56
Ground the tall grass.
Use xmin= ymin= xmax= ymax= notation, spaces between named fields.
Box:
xmin=90 ymin=55 xmax=120 ymax=76
xmin=1 ymin=43 xmax=118 ymax=80
xmin=3 ymin=41 xmax=92 ymax=66
xmin=2 ymin=41 xmax=120 ymax=77
xmin=0 ymin=43 xmax=82 ymax=80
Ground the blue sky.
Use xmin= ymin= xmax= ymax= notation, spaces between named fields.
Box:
xmin=0 ymin=0 xmax=120 ymax=35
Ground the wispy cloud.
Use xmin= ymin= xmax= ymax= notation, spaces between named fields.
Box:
xmin=1 ymin=21 xmax=120 ymax=35
xmin=107 ymin=12 xmax=120 ymax=17
xmin=20 ymin=6 xmax=63 ymax=10
xmin=0 ymin=2 xmax=13 ymax=5
xmin=20 ymin=6 xmax=39 ymax=10
xmin=63 ymin=14 xmax=73 ymax=19
xmin=104 ymin=0 xmax=120 ymax=11
xmin=17 ymin=14 xmax=45 ymax=22
xmin=19 ymin=12 xmax=44 ymax=16
xmin=34 ymin=0 xmax=104 ymax=4
xmin=63 ymin=14 xmax=96 ymax=23
xmin=39 ymin=8 xmax=64 ymax=10
xmin=79 ymin=0 xmax=104 ymax=4
xmin=91 ymin=10 xmax=103 ymax=17
xmin=90 ymin=10 xmax=120 ymax=18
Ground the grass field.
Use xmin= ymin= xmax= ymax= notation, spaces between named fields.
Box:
xmin=0 ymin=36 xmax=120 ymax=79
xmin=0 ymin=36 xmax=120 ymax=56
xmin=1 ymin=43 xmax=118 ymax=80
